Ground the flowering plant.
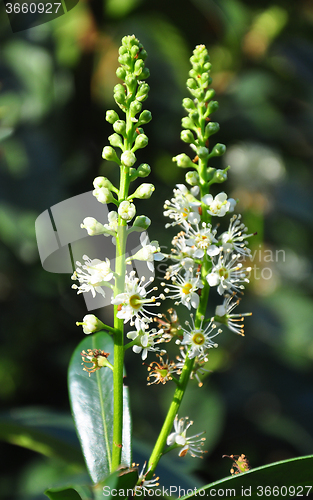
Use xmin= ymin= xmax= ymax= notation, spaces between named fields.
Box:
xmin=44 ymin=35 xmax=313 ymax=500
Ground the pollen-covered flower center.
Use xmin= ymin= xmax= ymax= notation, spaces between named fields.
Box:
xmin=182 ymin=283 xmax=193 ymax=294
xmin=192 ymin=331 xmax=205 ymax=345
xmin=129 ymin=294 xmax=142 ymax=309
xmin=196 ymin=234 xmax=209 ymax=248
xmin=218 ymin=267 xmax=229 ymax=279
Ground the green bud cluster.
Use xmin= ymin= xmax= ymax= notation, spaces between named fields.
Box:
xmin=173 ymin=44 xmax=228 ymax=188
xmin=96 ymin=36 xmax=154 ymax=235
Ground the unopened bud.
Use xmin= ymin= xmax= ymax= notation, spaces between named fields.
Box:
xmin=134 ymin=134 xmax=148 ymax=150
xmin=211 ymin=167 xmax=229 ymax=184
xmin=132 ymin=215 xmax=151 ymax=231
xmin=172 ymin=153 xmax=194 ymax=169
xmin=138 ymin=110 xmax=152 ymax=125
xmin=182 ymin=98 xmax=195 ymax=112
xmin=181 ymin=116 xmax=195 ymax=129
xmin=130 ymin=183 xmax=155 ymax=200
xmin=105 ymin=110 xmax=119 ymax=124
xmin=80 ymin=217 xmax=106 ymax=236
xmin=198 ymin=146 xmax=209 ymax=159
xmin=93 ymin=176 xmax=117 ymax=193
xmin=93 ymin=187 xmax=115 ymax=204
xmin=210 ymin=143 xmax=226 ymax=157
xmin=118 ymin=200 xmax=136 ymax=221
xmin=113 ymin=120 xmax=126 ymax=136
xmin=134 ymin=59 xmax=145 ymax=76
xmin=187 ymin=78 xmax=197 ymax=90
xmin=137 ymin=163 xmax=151 ymax=177
xmin=207 ymin=101 xmax=219 ymax=115
xmin=121 ymin=150 xmax=136 ymax=167
xmin=102 ymin=146 xmax=120 ymax=164
xmin=116 ymin=67 xmax=126 ymax=80
xmin=205 ymin=121 xmax=220 ymax=138
xmin=108 ymin=133 xmax=123 ymax=149
xmin=185 ymin=171 xmax=200 ymax=186
xmin=136 ymin=83 xmax=150 ymax=102
xmin=181 ymin=130 xmax=195 ymax=144
xmin=130 ymin=99 xmax=142 ymax=117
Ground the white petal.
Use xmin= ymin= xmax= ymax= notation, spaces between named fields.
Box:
xmin=207 ymin=273 xmax=220 ymax=287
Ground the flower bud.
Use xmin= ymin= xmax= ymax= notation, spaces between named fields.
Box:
xmin=192 ymin=88 xmax=205 ymax=100
xmin=80 ymin=217 xmax=106 ymax=236
xmin=137 ymin=163 xmax=151 ymax=177
xmin=182 ymin=98 xmax=195 ymax=112
xmin=187 ymin=78 xmax=197 ymax=90
xmin=118 ymin=53 xmax=132 ymax=67
xmin=134 ymin=59 xmax=145 ymax=76
xmin=205 ymin=121 xmax=220 ymax=138
xmin=108 ymin=133 xmax=123 ymax=149
xmin=116 ymin=66 xmax=126 ymax=80
xmin=130 ymin=183 xmax=155 ymax=200
xmin=130 ymin=99 xmax=142 ymax=117
xmin=132 ymin=215 xmax=151 ymax=231
xmin=181 ymin=130 xmax=195 ymax=144
xmin=140 ymin=67 xmax=150 ymax=79
xmin=76 ymin=314 xmax=106 ymax=334
xmin=210 ymin=143 xmax=226 ymax=157
xmin=211 ymin=167 xmax=229 ymax=184
xmin=121 ymin=150 xmax=136 ymax=167
xmin=102 ymin=146 xmax=120 ymax=164
xmin=118 ymin=200 xmax=136 ymax=221
xmin=93 ymin=187 xmax=115 ymax=204
xmin=93 ymin=176 xmax=117 ymax=193
xmin=172 ymin=153 xmax=194 ymax=169
xmin=130 ymin=44 xmax=140 ymax=57
xmin=198 ymin=146 xmax=209 ymax=159
xmin=134 ymin=134 xmax=148 ymax=150
xmin=207 ymin=101 xmax=219 ymax=115
xmin=125 ymin=74 xmax=137 ymax=90
xmin=136 ymin=83 xmax=150 ymax=102
xmin=113 ymin=120 xmax=126 ymax=136
xmin=185 ymin=171 xmax=200 ymax=186
xmin=105 ymin=110 xmax=119 ymax=124
xmin=138 ymin=110 xmax=152 ymax=125
xmin=181 ymin=116 xmax=195 ymax=129
xmin=204 ymin=89 xmax=215 ymax=101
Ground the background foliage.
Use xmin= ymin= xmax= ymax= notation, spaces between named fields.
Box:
xmin=1 ymin=0 xmax=313 ymax=498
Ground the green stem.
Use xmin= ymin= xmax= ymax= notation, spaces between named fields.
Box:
xmin=147 ymin=356 xmax=194 ymax=475
xmin=111 ymin=104 xmax=133 ymax=471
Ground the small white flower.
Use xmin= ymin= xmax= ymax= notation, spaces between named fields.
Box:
xmin=219 ymin=214 xmax=254 ymax=256
xmin=176 ymin=346 xmax=209 ymax=387
xmin=185 ymin=222 xmax=220 ymax=258
xmin=167 ymin=415 xmax=207 ymax=458
xmin=180 ymin=315 xmax=220 ymax=359
xmin=71 ymin=256 xmax=113 ymax=298
xmin=135 ymin=462 xmax=159 ymax=492
xmin=126 ymin=318 xmax=166 ymax=360
xmin=111 ymin=271 xmax=163 ymax=324
xmin=164 ymin=184 xmax=201 ymax=228
xmin=118 ymin=200 xmax=136 ymax=221
xmin=202 ymin=192 xmax=236 ymax=217
xmin=128 ymin=233 xmax=165 ymax=272
xmin=214 ymin=294 xmax=252 ymax=336
xmin=162 ymin=271 xmax=203 ymax=310
xmin=207 ymin=252 xmax=251 ymax=295
xmin=166 ymin=231 xmax=197 ymax=277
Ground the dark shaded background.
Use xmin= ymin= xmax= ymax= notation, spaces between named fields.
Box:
xmin=1 ymin=0 xmax=313 ymax=498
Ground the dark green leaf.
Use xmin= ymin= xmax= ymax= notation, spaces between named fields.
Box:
xmin=68 ymin=331 xmax=131 ymax=484
xmin=94 ymin=468 xmax=138 ymax=500
xmin=45 ymin=484 xmax=92 ymax=500
xmin=180 ymin=454 xmax=313 ymax=499
xmin=0 ymin=409 xmax=84 ymax=467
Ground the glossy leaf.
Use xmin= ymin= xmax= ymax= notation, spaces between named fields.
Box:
xmin=180 ymin=454 xmax=313 ymax=499
xmin=45 ymin=484 xmax=92 ymax=500
xmin=0 ymin=410 xmax=84 ymax=468
xmin=68 ymin=331 xmax=131 ymax=484
xmin=94 ymin=468 xmax=138 ymax=500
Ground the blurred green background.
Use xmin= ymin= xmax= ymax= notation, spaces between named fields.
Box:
xmin=1 ymin=0 xmax=313 ymax=498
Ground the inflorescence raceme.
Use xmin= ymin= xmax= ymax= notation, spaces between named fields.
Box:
xmin=71 ymin=37 xmax=252 ymax=485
